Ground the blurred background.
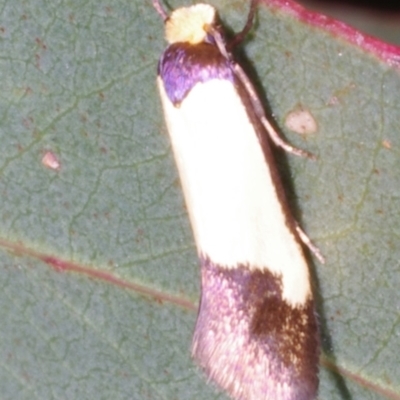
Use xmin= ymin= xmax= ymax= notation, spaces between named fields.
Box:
xmin=298 ymin=0 xmax=400 ymax=45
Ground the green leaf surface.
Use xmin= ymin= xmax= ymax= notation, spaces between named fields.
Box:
xmin=1 ymin=0 xmax=399 ymax=399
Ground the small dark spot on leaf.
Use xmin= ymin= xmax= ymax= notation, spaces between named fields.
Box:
xmin=35 ymin=37 xmax=47 ymax=50
xmin=22 ymin=116 xmax=34 ymax=128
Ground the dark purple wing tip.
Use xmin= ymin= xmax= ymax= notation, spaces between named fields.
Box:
xmin=192 ymin=257 xmax=319 ymax=400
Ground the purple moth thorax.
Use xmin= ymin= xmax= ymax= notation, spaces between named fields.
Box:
xmin=158 ymin=41 xmax=235 ymax=105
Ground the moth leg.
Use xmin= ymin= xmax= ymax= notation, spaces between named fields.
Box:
xmin=233 ymin=63 xmax=316 ymax=159
xmin=207 ymin=23 xmax=316 ymax=159
xmin=295 ymin=223 xmax=325 ymax=264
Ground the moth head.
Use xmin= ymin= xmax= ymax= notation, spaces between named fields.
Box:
xmin=165 ymin=4 xmax=216 ymax=45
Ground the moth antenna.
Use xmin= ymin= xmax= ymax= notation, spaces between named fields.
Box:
xmin=206 ymin=1 xmax=314 ymax=159
xmin=229 ymin=0 xmax=258 ymax=49
xmin=152 ymin=0 xmax=168 ymax=21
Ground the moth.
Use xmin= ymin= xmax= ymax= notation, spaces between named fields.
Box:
xmin=153 ymin=2 xmax=322 ymax=399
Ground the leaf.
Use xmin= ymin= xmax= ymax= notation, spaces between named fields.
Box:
xmin=0 ymin=0 xmax=399 ymax=399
